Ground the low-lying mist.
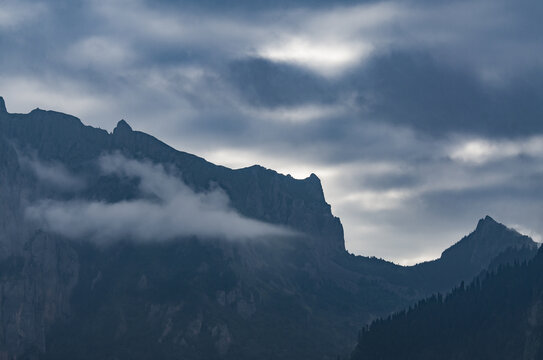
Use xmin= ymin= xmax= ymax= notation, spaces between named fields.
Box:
xmin=25 ymin=153 xmax=294 ymax=243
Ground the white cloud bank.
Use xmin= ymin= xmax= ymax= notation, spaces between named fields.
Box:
xmin=19 ymin=154 xmax=86 ymax=191
xmin=26 ymin=153 xmax=293 ymax=243
xmin=449 ymin=136 xmax=543 ymax=164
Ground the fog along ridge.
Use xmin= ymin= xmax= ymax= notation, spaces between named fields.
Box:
xmin=0 ymin=98 xmax=538 ymax=359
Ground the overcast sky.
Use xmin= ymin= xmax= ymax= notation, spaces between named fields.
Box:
xmin=1 ymin=0 xmax=542 ymax=264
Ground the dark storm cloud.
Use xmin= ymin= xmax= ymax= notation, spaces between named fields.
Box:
xmin=226 ymin=57 xmax=338 ymax=108
xmin=352 ymin=52 xmax=543 ymax=136
xmin=1 ymin=0 xmax=543 ymax=263
xmin=221 ymin=51 xmax=543 ymax=137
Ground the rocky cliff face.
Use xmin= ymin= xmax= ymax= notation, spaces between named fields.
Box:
xmin=0 ymin=123 xmax=79 ymax=358
xmin=0 ymin=97 xmax=537 ymax=359
xmin=0 ymin=234 xmax=78 ymax=359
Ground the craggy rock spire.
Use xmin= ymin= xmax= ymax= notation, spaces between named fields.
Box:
xmin=0 ymin=97 xmax=7 ymax=113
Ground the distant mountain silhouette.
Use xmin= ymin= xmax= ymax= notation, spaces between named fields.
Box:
xmin=405 ymin=215 xmax=537 ymax=292
xmin=0 ymin=97 xmax=537 ymax=359
xmin=351 ymin=245 xmax=543 ymax=360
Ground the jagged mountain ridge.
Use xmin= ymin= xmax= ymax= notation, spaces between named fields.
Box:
xmin=0 ymin=104 xmax=343 ymax=254
xmin=0 ymin=97 xmax=537 ymax=359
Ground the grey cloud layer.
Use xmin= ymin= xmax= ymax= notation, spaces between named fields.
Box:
xmin=26 ymin=154 xmax=293 ymax=243
xmin=2 ymin=0 xmax=542 ymax=263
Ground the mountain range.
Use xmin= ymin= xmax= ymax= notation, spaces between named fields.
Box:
xmin=352 ymin=242 xmax=543 ymax=360
xmin=0 ymin=97 xmax=538 ymax=359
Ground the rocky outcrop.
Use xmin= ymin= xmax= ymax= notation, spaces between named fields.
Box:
xmin=0 ymin=97 xmax=6 ymax=113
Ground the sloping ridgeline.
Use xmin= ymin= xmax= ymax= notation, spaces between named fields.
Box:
xmin=0 ymin=97 xmax=537 ymax=359
xmin=351 ymin=246 xmax=543 ymax=360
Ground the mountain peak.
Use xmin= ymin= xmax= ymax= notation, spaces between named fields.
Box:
xmin=484 ymin=215 xmax=496 ymax=222
xmin=0 ymin=97 xmax=6 ymax=113
xmin=475 ymin=215 xmax=499 ymax=231
xmin=307 ymin=173 xmax=320 ymax=183
xmin=113 ymin=119 xmax=133 ymax=135
xmin=438 ymin=215 xmax=536 ymax=271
